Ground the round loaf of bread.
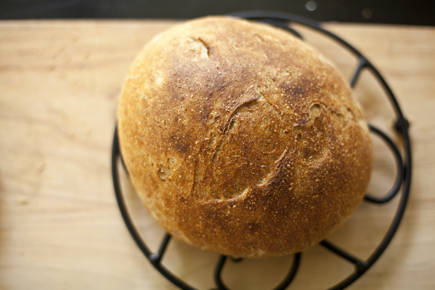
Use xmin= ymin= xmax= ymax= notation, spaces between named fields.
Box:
xmin=118 ymin=16 xmax=373 ymax=257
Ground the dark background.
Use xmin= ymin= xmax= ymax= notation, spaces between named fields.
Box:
xmin=1 ymin=0 xmax=434 ymax=26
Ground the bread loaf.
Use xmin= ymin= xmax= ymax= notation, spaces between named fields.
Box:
xmin=118 ymin=16 xmax=373 ymax=257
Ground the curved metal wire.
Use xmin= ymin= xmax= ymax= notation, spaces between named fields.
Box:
xmin=214 ymin=253 xmax=302 ymax=290
xmin=364 ymin=125 xmax=404 ymax=204
xmin=112 ymin=11 xmax=412 ymax=290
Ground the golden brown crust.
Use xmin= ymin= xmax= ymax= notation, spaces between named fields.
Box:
xmin=118 ymin=16 xmax=373 ymax=257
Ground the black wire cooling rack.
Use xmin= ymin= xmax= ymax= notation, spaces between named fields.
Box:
xmin=111 ymin=11 xmax=412 ymax=290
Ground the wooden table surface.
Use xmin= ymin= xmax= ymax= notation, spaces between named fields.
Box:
xmin=0 ymin=20 xmax=434 ymax=290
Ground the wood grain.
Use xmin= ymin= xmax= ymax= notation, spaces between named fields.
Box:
xmin=0 ymin=20 xmax=434 ymax=290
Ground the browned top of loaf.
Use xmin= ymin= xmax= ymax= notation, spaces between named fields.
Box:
xmin=118 ymin=16 xmax=373 ymax=257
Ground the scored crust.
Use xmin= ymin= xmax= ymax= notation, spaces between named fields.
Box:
xmin=118 ymin=16 xmax=373 ymax=257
